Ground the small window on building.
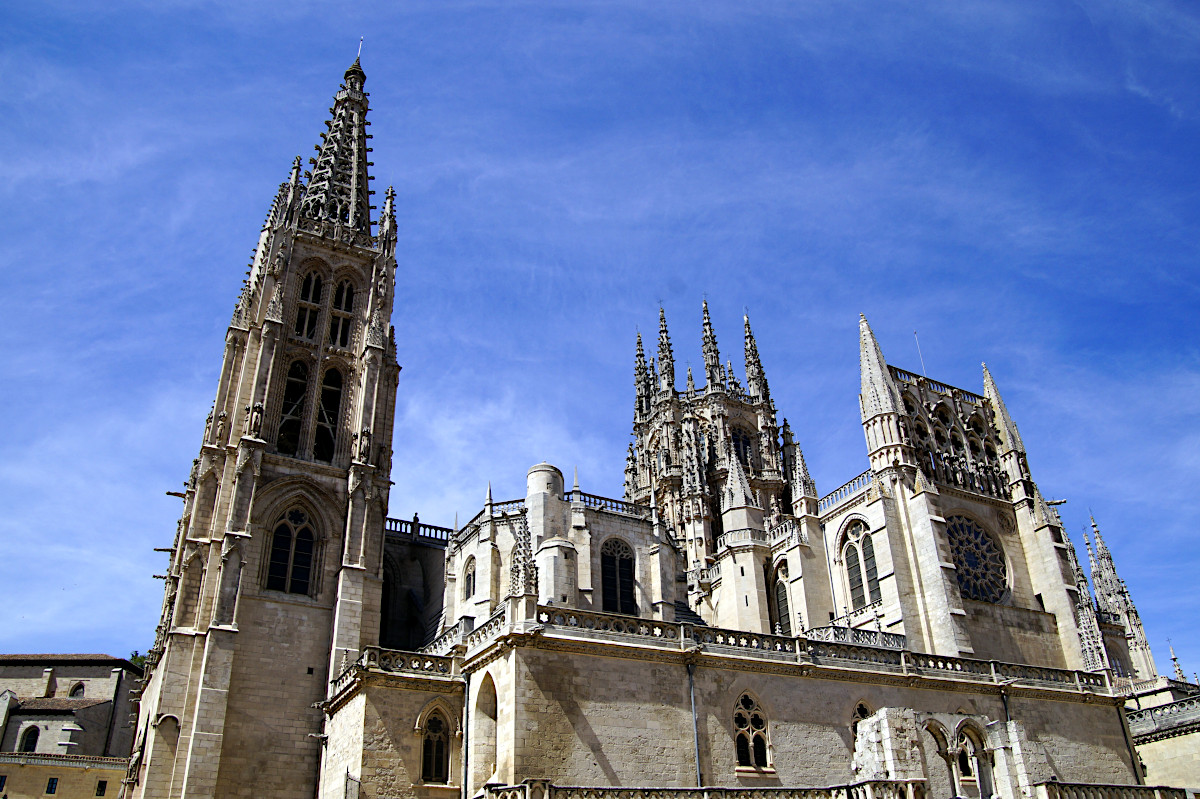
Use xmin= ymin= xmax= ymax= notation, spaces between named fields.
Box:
xmin=293 ymin=272 xmax=323 ymax=340
xmin=462 ymin=557 xmax=476 ymax=600
xmin=266 ymin=509 xmax=317 ymax=595
xmin=421 ymin=712 xmax=450 ymax=783
xmin=327 ymin=281 xmax=355 ymax=348
xmin=70 ymin=683 xmax=85 ymax=697
xmin=46 ymin=777 xmax=59 ymax=795
xmin=96 ymin=780 xmax=108 ymax=796
xmin=21 ymin=726 xmax=39 ymax=752
xmin=733 ymin=693 xmax=769 ymax=768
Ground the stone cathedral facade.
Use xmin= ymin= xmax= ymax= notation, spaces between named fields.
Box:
xmin=125 ymin=61 xmax=1188 ymax=799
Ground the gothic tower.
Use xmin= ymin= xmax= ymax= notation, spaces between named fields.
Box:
xmin=1086 ymin=517 xmax=1158 ymax=680
xmin=128 ymin=59 xmax=400 ymax=799
xmin=626 ymin=304 xmax=832 ymax=633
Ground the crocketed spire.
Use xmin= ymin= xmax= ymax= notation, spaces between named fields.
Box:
xmin=301 ymin=58 xmax=374 ymax=233
xmin=657 ymin=307 xmax=675 ymax=393
xmin=701 ymin=300 xmax=723 ymax=390
xmin=859 ymin=314 xmax=899 ymax=420
xmin=744 ymin=313 xmax=769 ymax=402
xmin=982 ymin=363 xmax=1025 ymax=454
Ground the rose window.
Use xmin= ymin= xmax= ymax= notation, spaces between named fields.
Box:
xmin=946 ymin=516 xmax=1006 ymax=603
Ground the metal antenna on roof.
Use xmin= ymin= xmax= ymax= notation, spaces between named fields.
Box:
xmin=357 ymin=37 xmax=364 ymax=59
xmin=913 ymin=330 xmax=928 ymax=377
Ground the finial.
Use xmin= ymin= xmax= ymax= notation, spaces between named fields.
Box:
xmin=486 ymin=482 xmax=493 ymax=506
xmin=572 ymin=466 xmax=579 ymax=491
xmin=357 ymin=36 xmax=364 ymax=59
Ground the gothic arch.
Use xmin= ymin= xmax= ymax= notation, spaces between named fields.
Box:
xmin=381 ymin=550 xmax=427 ymax=650
xmin=849 ymin=699 xmax=874 ymax=733
xmin=732 ymin=691 xmax=771 ymax=769
xmin=471 ymin=671 xmax=499 ymax=791
xmin=599 ymin=537 xmax=636 ymax=615
xmin=172 ymin=548 xmax=206 ymax=628
xmin=836 ymin=516 xmax=881 ymax=612
xmin=414 ymin=696 xmax=460 ymax=736
xmin=252 ymin=479 xmax=340 ymax=596
xmin=295 ymin=256 xmax=332 ymax=279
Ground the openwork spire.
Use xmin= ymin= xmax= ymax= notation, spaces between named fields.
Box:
xmin=723 ymin=450 xmax=760 ymax=511
xmin=301 ymin=58 xmax=374 ymax=233
xmin=657 ymin=307 xmax=675 ymax=392
xmin=744 ymin=313 xmax=768 ymax=401
xmin=982 ymin=363 xmax=1025 ymax=454
xmin=701 ymin=300 xmax=723 ymax=390
xmin=1066 ymin=538 xmax=1109 ymax=672
xmin=859 ymin=314 xmax=899 ymax=419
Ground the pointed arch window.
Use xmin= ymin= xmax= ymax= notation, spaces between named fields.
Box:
xmin=733 ymin=693 xmax=769 ymax=769
xmin=842 ymin=520 xmax=881 ymax=611
xmin=770 ymin=561 xmax=792 ymax=636
xmin=313 ymin=368 xmax=343 ymax=463
xmin=600 ymin=538 xmax=636 ymax=615
xmin=266 ymin=509 xmax=316 ymax=595
xmin=69 ymin=683 xmax=85 ymax=698
xmin=20 ymin=726 xmax=39 ymax=752
xmin=294 ymin=273 xmax=323 ymax=340
xmin=462 ymin=557 xmax=476 ymax=600
xmin=327 ymin=281 xmax=355 ymax=348
xmin=276 ymin=361 xmax=309 ymax=457
xmin=421 ymin=711 xmax=451 ymax=783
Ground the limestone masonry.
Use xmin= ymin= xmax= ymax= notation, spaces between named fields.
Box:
xmin=113 ymin=60 xmax=1197 ymax=799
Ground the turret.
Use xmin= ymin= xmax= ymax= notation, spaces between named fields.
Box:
xmin=1089 ymin=517 xmax=1157 ymax=679
xmin=634 ymin=332 xmax=651 ymax=421
xmin=743 ymin=313 xmax=769 ymax=402
xmin=858 ymin=315 xmax=910 ymax=472
xmin=983 ymin=363 xmax=1030 ymax=482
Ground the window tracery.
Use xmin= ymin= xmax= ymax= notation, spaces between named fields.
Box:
xmin=600 ymin=538 xmax=636 ymax=615
xmin=463 ymin=557 xmax=476 ymax=600
xmin=293 ymin=273 xmax=323 ymax=341
xmin=276 ymin=361 xmax=309 ymax=457
xmin=327 ymin=281 xmax=355 ymax=348
xmin=842 ymin=520 xmax=881 ymax=611
xmin=266 ymin=508 xmax=316 ymax=595
xmin=421 ymin=711 xmax=451 ymax=783
xmin=313 ymin=368 xmax=343 ymax=462
xmin=946 ymin=516 xmax=1007 ymax=603
xmin=733 ymin=693 xmax=769 ymax=769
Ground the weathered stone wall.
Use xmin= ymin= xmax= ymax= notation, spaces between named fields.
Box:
xmin=1136 ymin=730 xmax=1200 ymax=790
xmin=960 ymin=601 xmax=1065 ymax=669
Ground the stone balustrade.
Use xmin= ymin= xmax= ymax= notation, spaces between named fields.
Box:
xmin=385 ymin=516 xmax=453 ymax=542
xmin=359 ymin=646 xmax=453 ymax=676
xmin=806 ymin=625 xmax=907 ymax=650
xmin=485 ymin=779 xmax=927 ymax=799
xmin=819 ymin=470 xmax=873 ymax=514
xmin=537 ymin=607 xmax=682 ymax=643
xmin=769 ymin=518 xmax=808 ymax=546
xmin=464 ymin=606 xmax=508 ymax=651
xmin=1126 ymin=694 xmax=1200 ymax=738
xmin=578 ymin=492 xmax=653 ymax=519
xmin=716 ymin=527 xmax=772 ymax=549
xmin=423 ymin=619 xmax=468 ymax=656
xmin=1033 ymin=782 xmax=1186 ymax=799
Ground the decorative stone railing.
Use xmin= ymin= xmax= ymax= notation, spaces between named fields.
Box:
xmin=1126 ymin=694 xmax=1200 ymax=738
xmin=716 ymin=527 xmax=771 ymax=549
xmin=686 ymin=562 xmax=722 ymax=589
xmin=533 ymin=605 xmax=1113 ymax=696
xmin=493 ymin=499 xmax=526 ymax=515
xmin=806 ymin=625 xmax=906 ymax=650
xmin=0 ymin=752 xmax=128 ymax=768
xmin=464 ymin=605 xmax=508 ymax=651
xmin=819 ymin=470 xmax=873 ymax=514
xmin=485 ymin=779 xmax=927 ymax=799
xmin=538 ymin=606 xmax=682 ymax=642
xmin=422 ymin=619 xmax=468 ymax=656
xmin=1033 ymin=782 xmax=1186 ymax=799
xmin=769 ymin=518 xmax=808 ymax=546
xmin=385 ymin=516 xmax=453 ymax=542
xmin=577 ymin=492 xmax=653 ymax=519
xmin=889 ymin=367 xmax=984 ymax=404
xmin=359 ymin=646 xmax=454 ymax=676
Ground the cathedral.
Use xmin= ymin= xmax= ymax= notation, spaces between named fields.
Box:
xmin=123 ymin=59 xmax=1193 ymax=799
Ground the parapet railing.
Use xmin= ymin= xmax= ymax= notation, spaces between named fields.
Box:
xmin=0 ymin=752 xmax=128 ymax=768
xmin=1033 ymin=782 xmax=1186 ymax=799
xmin=1125 ymin=694 xmax=1200 ymax=738
xmin=534 ymin=605 xmax=1113 ymax=695
xmin=385 ymin=517 xmax=454 ymax=542
xmin=463 ymin=605 xmax=508 ymax=651
xmin=485 ymin=779 xmax=927 ymax=799
xmin=715 ymin=527 xmax=771 ymax=549
xmin=423 ymin=618 xmax=468 ymax=656
xmin=577 ymin=492 xmax=652 ymax=519
xmin=806 ymin=625 xmax=906 ymax=651
xmin=330 ymin=646 xmax=455 ymax=694
xmin=889 ymin=366 xmax=984 ymax=404
xmin=819 ymin=470 xmax=873 ymax=514
xmin=769 ymin=518 xmax=808 ymax=546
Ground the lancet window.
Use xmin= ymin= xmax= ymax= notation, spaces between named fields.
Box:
xmin=733 ymin=693 xmax=769 ymax=768
xmin=421 ymin=711 xmax=451 ymax=783
xmin=327 ymin=281 xmax=355 ymax=348
xmin=770 ymin=561 xmax=791 ymax=636
xmin=600 ymin=538 xmax=636 ymax=615
xmin=462 ymin=557 xmax=476 ymax=600
xmin=276 ymin=361 xmax=309 ymax=457
xmin=731 ymin=427 xmax=753 ymax=468
xmin=20 ymin=726 xmax=39 ymax=752
xmin=266 ymin=509 xmax=316 ymax=595
xmin=842 ymin=520 xmax=881 ymax=611
xmin=293 ymin=273 xmax=323 ymax=341
xmin=313 ymin=368 xmax=343 ymax=463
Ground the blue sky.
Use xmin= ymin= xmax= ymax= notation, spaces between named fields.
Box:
xmin=1 ymin=1 xmax=1197 ymax=675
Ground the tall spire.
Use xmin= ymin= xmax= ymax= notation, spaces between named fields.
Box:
xmin=744 ymin=313 xmax=769 ymax=402
xmin=301 ymin=58 xmax=374 ymax=233
xmin=859 ymin=314 xmax=899 ymax=420
xmin=1089 ymin=515 xmax=1157 ymax=678
xmin=701 ymin=300 xmax=723 ymax=390
xmin=1171 ymin=642 xmax=1187 ymax=682
xmin=657 ymin=307 xmax=675 ymax=393
xmin=982 ymin=363 xmax=1025 ymax=454
xmin=1067 ymin=537 xmax=1108 ymax=672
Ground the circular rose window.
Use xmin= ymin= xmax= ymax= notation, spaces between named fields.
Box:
xmin=946 ymin=516 xmax=1007 ymax=603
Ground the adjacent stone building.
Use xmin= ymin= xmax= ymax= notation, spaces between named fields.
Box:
xmin=0 ymin=654 xmax=142 ymax=798
xmin=124 ymin=59 xmax=1194 ymax=799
